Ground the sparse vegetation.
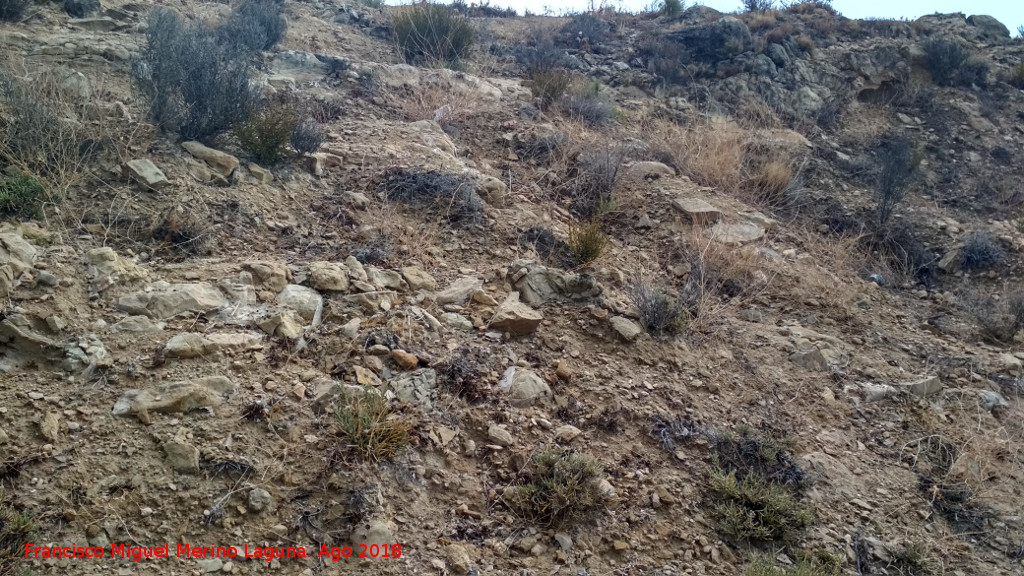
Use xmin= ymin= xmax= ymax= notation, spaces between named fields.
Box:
xmin=526 ymin=66 xmax=572 ymax=108
xmin=235 ymin=101 xmax=298 ymax=165
xmin=710 ymin=468 xmax=813 ymax=542
xmin=959 ymin=232 xmax=1004 ymax=272
xmin=1 ymin=490 xmax=35 ymax=575
xmin=562 ymin=82 xmax=616 ymax=127
xmin=558 ymin=13 xmax=608 ymax=47
xmin=873 ymin=134 xmax=919 ymax=227
xmin=0 ymin=0 xmax=30 ymax=21
xmin=334 ymin=389 xmax=414 ymax=463
xmin=571 ymin=145 xmax=625 ymax=217
xmin=0 ymin=174 xmax=45 ymax=220
xmin=219 ymin=0 xmax=287 ymax=52
xmin=289 ymin=117 xmax=326 ymax=155
xmin=393 ymin=2 xmax=474 ymax=66
xmin=381 ymin=168 xmax=484 ymax=224
xmin=964 ymin=288 xmax=1024 ymax=343
xmin=64 ymin=0 xmax=99 ymax=18
xmin=629 ymin=281 xmax=686 ymax=336
xmin=0 ymin=69 xmax=94 ymax=192
xmin=134 ymin=8 xmax=258 ymax=140
xmin=505 ymin=449 xmax=606 ymax=528
xmin=745 ymin=552 xmax=842 ymax=576
xmin=922 ymin=37 xmax=988 ymax=87
xmin=886 ymin=541 xmax=937 ymax=576
xmin=662 ymin=0 xmax=683 ymax=18
xmin=1006 ymin=61 xmax=1024 ymax=89
xmin=567 ymin=220 xmax=608 ymax=266
xmin=742 ymin=0 xmax=776 ymax=13
xmin=751 ymin=160 xmax=794 ymax=205
xmin=438 ymin=345 xmax=496 ymax=402
xmin=151 ymin=206 xmax=212 ymax=255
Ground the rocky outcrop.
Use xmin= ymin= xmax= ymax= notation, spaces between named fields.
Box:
xmin=506 ymin=260 xmax=602 ymax=307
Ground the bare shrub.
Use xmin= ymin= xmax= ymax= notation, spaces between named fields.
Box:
xmin=923 ymin=37 xmax=988 ymax=87
xmin=750 ymin=160 xmax=793 ymax=205
xmin=873 ymin=134 xmax=919 ymax=227
xmin=628 ymin=280 xmax=686 ymax=336
xmin=557 ymin=13 xmax=609 ymax=47
xmin=959 ymin=232 xmax=1004 ymax=272
xmin=289 ymin=117 xmax=325 ymax=155
xmin=219 ymin=0 xmax=287 ymax=52
xmin=0 ymin=0 xmax=30 ymax=21
xmin=527 ymin=66 xmax=572 ymax=109
xmin=381 ymin=168 xmax=484 ymax=224
xmin=964 ymin=289 xmax=1024 ymax=343
xmin=134 ymin=8 xmax=257 ymax=140
xmin=742 ymin=0 xmax=776 ymax=11
xmin=570 ymin=145 xmax=625 ymax=217
xmin=562 ymin=83 xmax=615 ymax=128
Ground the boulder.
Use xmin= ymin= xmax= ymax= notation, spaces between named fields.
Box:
xmin=164 ymin=333 xmax=216 ymax=359
xmin=182 ymin=141 xmax=239 ymax=178
xmin=967 ymin=15 xmax=1010 ymax=41
xmin=242 ymin=261 xmax=289 ymax=292
xmin=309 ymin=262 xmax=349 ymax=292
xmin=609 ymin=316 xmax=643 ymax=342
xmin=0 ymin=232 xmax=37 ymax=298
xmin=904 ymin=376 xmax=942 ymax=398
xmin=627 ymin=161 xmax=675 ymax=180
xmin=489 ymin=292 xmax=543 ymax=335
xmin=277 ymin=285 xmax=323 ymax=325
xmin=86 ymin=247 xmax=146 ymax=294
xmin=506 ymin=260 xmax=602 ymax=306
xmin=435 ymin=276 xmax=482 ymax=305
xmin=115 ymin=282 xmax=227 ymax=319
xmin=401 ymin=266 xmax=437 ymax=291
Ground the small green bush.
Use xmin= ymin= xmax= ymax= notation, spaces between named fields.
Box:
xmin=235 ymin=102 xmax=298 ymax=164
xmin=0 ymin=175 xmax=45 ymax=220
xmin=711 ymin=468 xmax=813 ymax=543
xmin=0 ymin=0 xmax=30 ymax=21
xmin=527 ymin=67 xmax=571 ymax=109
xmin=393 ymin=2 xmax=474 ymax=66
xmin=334 ymin=390 xmax=414 ymax=463
xmin=567 ymin=220 xmax=608 ymax=266
xmin=746 ymin=552 xmax=842 ymax=576
xmin=506 ymin=449 xmax=606 ymax=528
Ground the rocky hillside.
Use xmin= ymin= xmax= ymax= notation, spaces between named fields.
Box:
xmin=2 ymin=1 xmax=1024 ymax=575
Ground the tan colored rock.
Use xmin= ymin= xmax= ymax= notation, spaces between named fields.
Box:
xmin=248 ymin=162 xmax=273 ymax=184
xmin=627 ymin=161 xmax=675 ymax=180
xmin=243 ymin=261 xmax=289 ymax=293
xmin=309 ymin=261 xmax=349 ymax=292
xmin=401 ymin=266 xmax=437 ymax=291
xmin=392 ymin=350 xmax=419 ymax=370
xmin=672 ymin=198 xmax=721 ymax=225
xmin=182 ymin=141 xmax=239 ymax=177
xmin=490 ymin=292 xmax=543 ymax=335
xmin=126 ymin=159 xmax=169 ymax=190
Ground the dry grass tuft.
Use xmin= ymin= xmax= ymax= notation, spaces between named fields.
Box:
xmin=567 ymin=220 xmax=608 ymax=266
xmin=751 ymin=160 xmax=794 ymax=205
xmin=334 ymin=390 xmax=414 ymax=463
xmin=666 ymin=118 xmax=749 ymax=193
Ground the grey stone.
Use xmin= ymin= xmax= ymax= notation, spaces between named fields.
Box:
xmin=610 ymin=316 xmax=643 ymax=342
xmin=441 ymin=313 xmax=473 ymax=331
xmin=627 ymin=161 xmax=674 ymax=180
xmin=978 ymin=390 xmax=1009 ymax=413
xmin=906 ymin=376 xmax=942 ymax=398
xmin=967 ymin=14 xmax=1010 ymax=41
xmin=388 ymin=369 xmax=437 ymax=411
xmin=248 ymin=488 xmax=272 ymax=512
xmin=1 ymin=232 xmax=37 ymax=298
xmin=435 ymin=276 xmax=482 ymax=305
xmin=790 ymin=348 xmax=828 ymax=371
xmin=164 ymin=333 xmax=215 ymax=359
xmin=496 ymin=367 xmax=552 ymax=406
xmin=351 ymin=520 xmax=395 ymax=547
xmin=277 ymin=284 xmax=323 ymax=325
xmin=164 ymin=439 xmax=200 ymax=473
xmin=672 ymin=198 xmax=721 ymax=225
xmin=555 ymin=425 xmax=582 ymax=442
xmin=506 ymin=260 xmax=602 ymax=306
xmin=126 ymin=159 xmax=169 ymax=190
xmin=490 ymin=292 xmax=543 ymax=335
xmin=711 ymin=221 xmax=765 ymax=244
xmin=487 ymin=424 xmax=513 ymax=447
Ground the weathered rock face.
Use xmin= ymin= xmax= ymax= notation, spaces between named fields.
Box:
xmin=506 ymin=260 xmax=602 ymax=307
xmin=489 ymin=292 xmax=543 ymax=335
xmin=496 ymin=367 xmax=552 ymax=406
xmin=388 ymin=369 xmax=438 ymax=411
xmin=112 ymin=376 xmax=237 ymax=420
xmin=0 ymin=232 xmax=37 ymax=299
xmin=966 ymin=14 xmax=1010 ymax=42
xmin=182 ymin=141 xmax=239 ymax=178
xmin=115 ymin=282 xmax=227 ymax=319
xmin=668 ymin=16 xmax=752 ymax=63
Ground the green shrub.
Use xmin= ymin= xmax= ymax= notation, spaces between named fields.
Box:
xmin=0 ymin=0 xmax=30 ymax=21
xmin=0 ymin=174 xmax=45 ymax=220
xmin=746 ymin=552 xmax=842 ymax=576
xmin=334 ymin=390 xmax=414 ymax=463
xmin=506 ymin=449 xmax=606 ymax=528
xmin=567 ymin=220 xmax=608 ymax=266
xmin=393 ymin=2 xmax=474 ymax=66
xmin=711 ymin=468 xmax=813 ymax=542
xmin=235 ymin=102 xmax=298 ymax=164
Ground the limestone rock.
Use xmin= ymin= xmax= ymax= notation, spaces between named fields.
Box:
xmin=1 ymin=232 xmax=38 ymax=298
xmin=112 ymin=376 xmax=237 ymax=420
xmin=164 ymin=433 xmax=200 ymax=473
xmin=115 ymin=282 xmax=227 ymax=319
xmin=711 ymin=221 xmax=765 ymax=244
xmin=248 ymin=163 xmax=273 ymax=184
xmin=789 ymin=348 xmax=828 ymax=371
xmin=487 ymin=424 xmax=514 ymax=447
xmin=490 ymin=292 xmax=543 ymax=335
xmin=496 ymin=367 xmax=552 ymax=406
xmin=126 ymin=159 xmax=169 ymax=190
xmin=904 ymin=375 xmax=942 ymax=398
xmin=86 ymin=247 xmax=146 ymax=294
xmin=401 ymin=266 xmax=437 ymax=291
xmin=182 ymin=141 xmax=239 ymax=178
xmin=478 ymin=176 xmax=507 ymax=207
xmin=164 ymin=333 xmax=216 ymax=359
xmin=609 ymin=316 xmax=643 ymax=342
xmin=555 ymin=425 xmax=582 ymax=442
xmin=351 ymin=520 xmax=395 ymax=548
xmin=277 ymin=284 xmax=323 ymax=325
xmin=242 ymin=261 xmax=289 ymax=293
xmin=627 ymin=161 xmax=675 ymax=180
xmin=435 ymin=276 xmax=482 ymax=305
xmin=672 ymin=198 xmax=722 ymax=225
xmin=309 ymin=262 xmax=349 ymax=292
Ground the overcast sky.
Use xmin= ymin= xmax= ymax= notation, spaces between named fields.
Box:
xmin=394 ymin=1 xmax=1024 ymax=36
